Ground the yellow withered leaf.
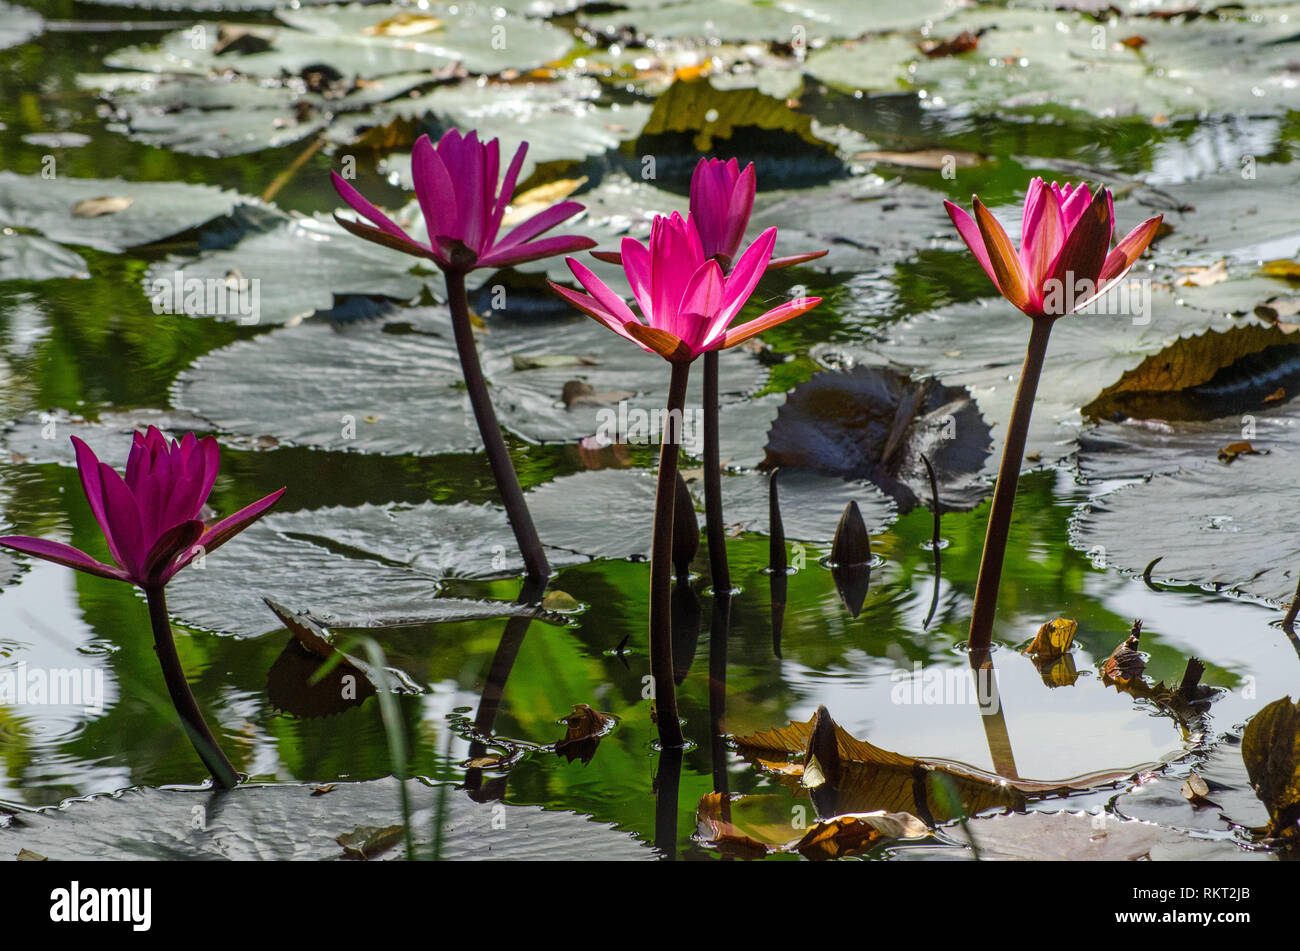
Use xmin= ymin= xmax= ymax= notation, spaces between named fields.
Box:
xmin=362 ymin=12 xmax=443 ymax=37
xmin=1024 ymin=617 xmax=1078 ymax=659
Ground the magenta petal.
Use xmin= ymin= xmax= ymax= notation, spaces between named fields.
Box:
xmin=184 ymin=488 xmax=286 ymax=574
xmin=331 ymin=171 xmax=411 ymax=241
xmin=493 ymin=201 xmax=587 ymax=253
xmin=565 ymin=257 xmax=640 ymax=326
xmin=722 ymin=162 xmax=756 ymax=260
xmin=490 ymin=141 xmax=529 ymax=241
xmin=412 ymin=134 xmax=460 ymax=244
xmin=144 ymin=518 xmax=204 ymax=586
xmin=71 ymin=436 xmax=125 ymax=570
xmin=674 ymin=259 xmax=727 ymax=351
xmin=0 ymin=535 xmax=130 ymax=583
xmin=944 ymin=200 xmax=1000 ymax=292
xmin=548 ymin=281 xmax=646 ymax=350
xmin=479 ymin=234 xmax=597 ymax=270
xmin=619 ymin=237 xmax=656 ymax=319
xmin=97 ymin=462 xmax=146 ymax=579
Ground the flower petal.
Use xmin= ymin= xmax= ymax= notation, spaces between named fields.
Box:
xmin=547 ymin=280 xmax=645 ymax=350
xmin=1048 ymin=187 xmax=1113 ymax=308
xmin=491 ymin=201 xmax=587 ymax=254
xmin=331 ymin=171 xmax=410 ymax=241
xmin=623 ymin=322 xmax=694 ymax=362
xmin=944 ymin=200 xmax=1000 ymax=292
xmin=1098 ymin=214 xmax=1163 ymax=284
xmin=186 ymin=488 xmax=286 ymax=572
xmin=71 ymin=435 xmax=124 ymax=569
xmin=973 ymin=198 xmax=1032 ymax=313
xmin=332 ymin=213 xmax=436 ymax=262
xmin=565 ymin=257 xmax=639 ymax=325
xmin=767 ymin=249 xmax=828 ymax=270
xmin=412 ymin=133 xmax=460 ymax=244
xmin=721 ymin=296 xmax=822 ymax=350
xmin=477 ymin=233 xmax=596 ymax=270
xmin=144 ymin=518 xmax=204 ymax=586
xmin=0 ymin=535 xmax=130 ymax=583
xmin=96 ymin=462 xmax=146 ymax=579
xmin=489 ymin=141 xmax=529 ymax=242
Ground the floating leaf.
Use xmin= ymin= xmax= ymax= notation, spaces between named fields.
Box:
xmin=0 ymin=172 xmax=251 ymax=253
xmin=761 ymin=366 xmax=992 ymax=512
xmin=554 ymin=703 xmax=613 ymax=765
xmin=1024 ymin=618 xmax=1078 ymax=660
xmin=1114 ymin=737 xmax=1269 ymax=837
xmin=897 ymin=810 xmax=1266 ymax=861
xmin=337 ymin=824 xmax=404 ymax=860
xmin=173 ymin=307 xmax=765 ymax=451
xmin=0 ymin=233 xmax=89 ymax=283
xmin=1242 ymin=695 xmax=1300 ymax=839
xmin=1102 ymin=623 xmax=1147 ymax=684
xmin=0 ymin=779 xmax=653 ymax=859
xmin=1083 ymin=323 xmax=1300 ymax=422
xmin=734 ymin=706 xmax=1134 ymax=822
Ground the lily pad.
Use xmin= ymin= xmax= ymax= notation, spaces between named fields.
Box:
xmin=1071 ymin=447 xmax=1300 ymax=605
xmin=907 ymin=6 xmax=1300 ymax=121
xmin=145 ymin=211 xmax=433 ymax=326
xmin=0 ymin=172 xmax=252 ymax=254
xmin=108 ymin=3 xmax=574 ymax=80
xmin=893 ymin=810 xmax=1266 ymax=860
xmin=163 ymin=499 xmax=589 ymax=636
xmin=0 ymin=778 xmax=653 ymax=860
xmin=580 ymin=0 xmax=956 ymax=43
xmin=0 ymin=2 xmax=41 ymax=50
xmin=819 ymin=287 xmax=1241 ymax=470
xmin=1114 ymin=737 xmax=1270 ymax=837
xmin=0 ymin=408 xmax=217 ymax=470
xmin=760 ymin=366 xmax=992 ymax=511
xmin=171 ymin=306 xmax=767 ymax=454
xmin=1156 ymin=161 xmax=1300 ymax=265
xmin=0 ymin=233 xmax=89 ymax=283
xmin=89 ymin=71 xmax=434 ymax=158
xmin=361 ymin=78 xmax=652 ymax=186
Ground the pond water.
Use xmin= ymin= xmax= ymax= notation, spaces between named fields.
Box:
xmin=1 ymin=0 xmax=1298 ymax=860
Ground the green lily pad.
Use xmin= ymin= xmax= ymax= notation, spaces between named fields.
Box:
xmin=363 ymin=78 xmax=652 ymax=186
xmin=0 ymin=778 xmax=653 ymax=860
xmin=580 ymin=0 xmax=956 ymax=44
xmin=0 ymin=2 xmax=41 ymax=50
xmin=88 ymin=71 xmax=434 ymax=158
xmin=107 ymin=3 xmax=574 ymax=81
xmin=145 ymin=211 xmax=434 ymax=326
xmin=163 ymin=500 xmax=585 ymax=636
xmin=171 ymin=306 xmax=767 ymax=454
xmin=0 ymin=172 xmax=252 ymax=254
xmin=0 ymin=233 xmax=89 ymax=283
xmin=817 ymin=287 xmax=1241 ymax=471
xmin=1072 ymin=445 xmax=1300 ymax=605
xmin=1114 ymin=736 xmax=1270 ymax=838
xmin=1157 ymin=161 xmax=1300 ymax=265
xmin=891 ymin=810 xmax=1266 ymax=860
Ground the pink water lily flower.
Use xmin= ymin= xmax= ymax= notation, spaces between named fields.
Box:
xmin=0 ymin=427 xmax=284 ymax=591
xmin=944 ymin=178 xmax=1163 ymax=318
xmin=331 ymin=129 xmax=596 ymax=273
xmin=550 ymin=212 xmax=821 ymax=363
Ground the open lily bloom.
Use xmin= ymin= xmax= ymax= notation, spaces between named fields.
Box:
xmin=0 ymin=428 xmax=284 ymax=590
xmin=331 ymin=129 xmax=596 ymax=273
xmin=550 ymin=212 xmax=821 ymax=363
xmin=944 ymin=179 xmax=1163 ymax=318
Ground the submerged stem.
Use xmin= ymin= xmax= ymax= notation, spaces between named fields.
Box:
xmin=651 ymin=361 xmax=690 ymax=749
xmin=144 ymin=585 xmax=239 ymax=790
xmin=444 ymin=269 xmax=549 ymax=583
xmin=702 ymin=350 xmax=731 ymax=593
xmin=967 ymin=316 xmax=1055 ymax=650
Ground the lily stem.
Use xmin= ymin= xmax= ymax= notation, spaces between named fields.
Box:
xmin=444 ymin=269 xmax=549 ymax=583
xmin=702 ymin=350 xmax=731 ymax=593
xmin=144 ymin=585 xmax=239 ymax=790
xmin=967 ymin=316 xmax=1055 ymax=651
xmin=651 ymin=361 xmax=690 ymax=750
